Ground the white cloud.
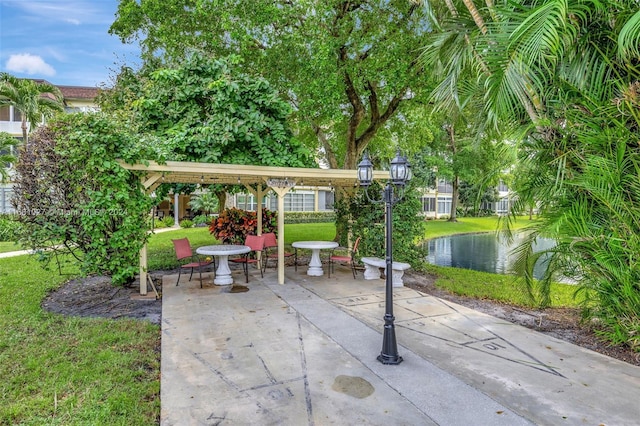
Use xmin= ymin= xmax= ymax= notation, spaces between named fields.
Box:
xmin=5 ymin=53 xmax=56 ymax=76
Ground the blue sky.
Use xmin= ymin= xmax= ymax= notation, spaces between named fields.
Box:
xmin=0 ymin=0 xmax=141 ymax=87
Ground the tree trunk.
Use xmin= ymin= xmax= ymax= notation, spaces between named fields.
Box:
xmin=446 ymin=123 xmax=459 ymax=222
xmin=21 ymin=117 xmax=28 ymax=144
xmin=216 ymin=191 xmax=227 ymax=213
xmin=449 ymin=174 xmax=459 ymax=222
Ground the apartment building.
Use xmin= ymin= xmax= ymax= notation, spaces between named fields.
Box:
xmin=421 ymin=179 xmax=513 ymax=218
xmin=0 ymin=81 xmax=99 ymax=213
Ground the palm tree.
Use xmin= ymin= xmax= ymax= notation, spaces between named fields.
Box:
xmin=0 ymin=73 xmax=64 ymax=144
xmin=188 ymin=191 xmax=218 ymax=215
xmin=421 ymin=0 xmax=640 ymax=348
xmin=0 ymin=132 xmax=17 ymax=183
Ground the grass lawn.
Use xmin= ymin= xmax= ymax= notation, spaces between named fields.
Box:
xmin=0 ymin=256 xmax=160 ymax=425
xmin=0 ymin=217 xmax=575 ymax=424
xmin=423 ymin=215 xmax=536 ymax=239
xmin=0 ymin=241 xmax=22 ymax=254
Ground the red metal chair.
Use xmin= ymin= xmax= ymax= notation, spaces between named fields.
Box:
xmin=230 ymin=234 xmax=265 ymax=283
xmin=172 ymin=238 xmax=215 ymax=288
xmin=261 ymin=232 xmax=296 ymax=272
xmin=328 ymin=237 xmax=361 ymax=279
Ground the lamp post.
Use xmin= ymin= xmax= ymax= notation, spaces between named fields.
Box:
xmin=357 ymin=150 xmax=411 ymax=365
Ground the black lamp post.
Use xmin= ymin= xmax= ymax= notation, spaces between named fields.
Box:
xmin=357 ymin=150 xmax=411 ymax=365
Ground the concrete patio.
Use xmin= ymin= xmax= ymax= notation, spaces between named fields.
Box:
xmin=160 ymin=264 xmax=640 ymax=425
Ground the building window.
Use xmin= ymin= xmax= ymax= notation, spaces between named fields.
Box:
xmin=496 ymin=197 xmax=510 ymax=214
xmin=12 ymin=108 xmax=21 ymax=122
xmin=0 ymin=188 xmax=14 ymax=213
xmin=422 ymin=196 xmax=436 ymax=212
xmin=236 ymin=194 xmax=260 ymax=211
xmin=437 ymin=196 xmax=452 ymax=215
xmin=0 ymin=106 xmax=9 ymax=121
xmin=265 ymin=191 xmax=316 ymax=212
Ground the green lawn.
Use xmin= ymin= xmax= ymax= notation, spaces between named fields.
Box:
xmin=0 ymin=216 xmax=575 ymax=424
xmin=423 ymin=215 xmax=535 ymax=239
xmin=0 ymin=241 xmax=22 ymax=254
xmin=0 ymin=256 xmax=159 ymax=425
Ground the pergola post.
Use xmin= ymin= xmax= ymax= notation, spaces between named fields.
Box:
xmin=173 ymin=193 xmax=179 ymax=227
xmin=269 ymin=183 xmax=295 ymax=285
xmin=138 ymin=174 xmax=162 ymax=297
xmin=139 ymin=244 xmax=148 ymax=296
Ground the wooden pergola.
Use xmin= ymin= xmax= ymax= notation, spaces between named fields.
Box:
xmin=119 ymin=160 xmax=389 ymax=294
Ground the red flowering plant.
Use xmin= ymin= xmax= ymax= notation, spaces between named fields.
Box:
xmin=209 ymin=208 xmax=277 ymax=244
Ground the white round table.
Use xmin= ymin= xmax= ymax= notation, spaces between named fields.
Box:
xmin=196 ymin=245 xmax=250 ymax=285
xmin=291 ymin=241 xmax=339 ymax=276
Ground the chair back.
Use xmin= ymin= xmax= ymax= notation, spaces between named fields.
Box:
xmin=352 ymin=237 xmax=361 ymax=258
xmin=172 ymin=238 xmax=193 ymax=261
xmin=245 ymin=234 xmax=265 ymax=251
xmin=262 ymin=232 xmax=277 ymax=249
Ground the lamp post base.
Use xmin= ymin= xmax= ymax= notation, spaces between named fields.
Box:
xmin=377 ymin=320 xmax=403 ymax=365
xmin=377 ymin=353 xmax=403 ymax=365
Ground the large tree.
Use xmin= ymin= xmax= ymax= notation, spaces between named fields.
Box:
xmin=0 ymin=73 xmax=63 ymax=144
xmin=101 ymin=53 xmax=313 ymax=168
xmin=109 ymin=0 xmax=431 ymax=170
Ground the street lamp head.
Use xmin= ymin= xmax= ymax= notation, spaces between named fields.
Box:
xmin=390 ymin=150 xmax=410 ymax=186
xmin=357 ymin=152 xmax=373 ymax=187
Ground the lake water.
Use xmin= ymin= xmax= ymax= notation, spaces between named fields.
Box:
xmin=425 ymin=233 xmax=556 ymax=279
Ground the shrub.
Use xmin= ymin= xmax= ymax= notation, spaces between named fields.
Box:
xmin=161 ymin=216 xmax=175 ymax=227
xmin=192 ymin=214 xmax=210 ymax=226
xmin=0 ymin=215 xmax=22 ymax=242
xmin=11 ymin=114 xmax=154 ymax=285
xmin=180 ymin=219 xmax=194 ymax=228
xmin=282 ymin=211 xmax=335 ymax=224
xmin=335 ymin=182 xmax=427 ymax=267
xmin=209 ymin=208 xmax=277 ymax=244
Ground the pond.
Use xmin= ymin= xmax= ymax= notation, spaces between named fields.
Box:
xmin=424 ymin=233 xmax=556 ymax=280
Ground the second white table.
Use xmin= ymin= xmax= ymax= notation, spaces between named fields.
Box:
xmin=291 ymin=241 xmax=339 ymax=276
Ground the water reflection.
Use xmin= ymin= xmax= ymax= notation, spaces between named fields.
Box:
xmin=425 ymin=233 xmax=556 ymax=279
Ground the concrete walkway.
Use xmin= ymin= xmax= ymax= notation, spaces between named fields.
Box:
xmin=160 ymin=265 xmax=640 ymax=425
xmin=0 ymin=226 xmax=181 ymax=259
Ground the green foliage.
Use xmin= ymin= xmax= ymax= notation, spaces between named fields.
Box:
xmin=179 ymin=219 xmax=193 ymax=228
xmin=11 ymin=114 xmax=153 ymax=285
xmin=102 ymin=52 xmax=314 ymax=168
xmin=209 ymin=208 xmax=277 ymax=244
xmin=188 ymin=191 xmax=218 ymax=215
xmin=160 ymin=216 xmax=175 ymax=228
xmin=0 ymin=132 xmax=17 ymax=183
xmin=336 ymin=182 xmax=427 ymax=267
xmin=507 ymin=89 xmax=640 ymax=351
xmin=282 ymin=211 xmax=335 ymax=224
xmin=192 ymin=214 xmax=211 ymax=226
xmin=0 ymin=214 xmax=22 ymax=242
xmin=109 ymin=1 xmax=432 ymax=170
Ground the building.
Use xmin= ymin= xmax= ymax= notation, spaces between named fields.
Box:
xmin=421 ymin=178 xmax=514 ymax=219
xmin=0 ymin=81 xmax=100 ymax=213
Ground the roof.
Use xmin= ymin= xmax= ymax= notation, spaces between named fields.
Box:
xmin=15 ymin=79 xmax=99 ymax=102
xmin=57 ymin=85 xmax=100 ymax=100
xmin=119 ymin=160 xmax=390 ymax=190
